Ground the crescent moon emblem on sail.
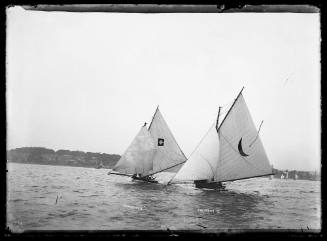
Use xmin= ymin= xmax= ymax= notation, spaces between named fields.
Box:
xmin=238 ymin=137 xmax=249 ymax=157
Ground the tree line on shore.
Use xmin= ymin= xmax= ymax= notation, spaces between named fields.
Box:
xmin=7 ymin=147 xmax=120 ymax=168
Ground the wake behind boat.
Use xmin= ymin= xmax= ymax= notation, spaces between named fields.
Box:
xmin=169 ymin=87 xmax=274 ymax=190
xmin=108 ymin=106 xmax=187 ymax=183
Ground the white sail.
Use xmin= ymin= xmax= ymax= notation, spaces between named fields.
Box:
xmin=112 ymin=126 xmax=155 ymax=176
xmin=215 ymin=93 xmax=272 ymax=182
xmin=148 ymin=108 xmax=187 ymax=174
xmin=171 ymin=123 xmax=220 ymax=182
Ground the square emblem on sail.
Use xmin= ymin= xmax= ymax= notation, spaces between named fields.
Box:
xmin=158 ymin=138 xmax=164 ymax=146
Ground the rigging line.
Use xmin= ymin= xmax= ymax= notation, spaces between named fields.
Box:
xmin=189 ymin=122 xmax=216 ymax=159
xmin=249 ymin=120 xmax=264 ymax=148
xmin=167 ymin=122 xmax=216 ymax=185
xmin=219 ymin=108 xmax=229 ymax=115
xmin=221 ymin=99 xmax=234 ymax=110
xmin=157 ymin=121 xmax=215 ymax=168
xmin=200 ymin=154 xmax=216 ymax=179
xmin=283 ymin=71 xmax=294 ymax=87
xmin=219 ymin=132 xmax=267 ymax=175
xmin=147 ymin=160 xmax=186 ymax=177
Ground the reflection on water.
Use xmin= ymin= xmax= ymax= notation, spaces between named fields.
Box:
xmin=7 ymin=163 xmax=321 ymax=231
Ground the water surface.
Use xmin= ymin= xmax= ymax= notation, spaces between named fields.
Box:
xmin=7 ymin=163 xmax=321 ymax=232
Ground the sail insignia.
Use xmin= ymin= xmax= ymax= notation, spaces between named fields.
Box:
xmin=238 ymin=137 xmax=249 ymax=157
xmin=158 ymin=138 xmax=164 ymax=146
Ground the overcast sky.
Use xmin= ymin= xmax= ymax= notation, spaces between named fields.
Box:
xmin=7 ymin=7 xmax=320 ymax=172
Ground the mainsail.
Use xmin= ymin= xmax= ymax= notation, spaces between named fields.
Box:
xmin=170 ymin=88 xmax=273 ymax=184
xmin=215 ymin=92 xmax=272 ymax=182
xmin=112 ymin=126 xmax=155 ymax=176
xmin=148 ymin=107 xmax=187 ymax=174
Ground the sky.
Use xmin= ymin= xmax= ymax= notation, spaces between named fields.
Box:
xmin=6 ymin=7 xmax=320 ymax=172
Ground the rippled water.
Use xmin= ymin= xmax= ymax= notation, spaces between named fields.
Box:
xmin=7 ymin=163 xmax=321 ymax=232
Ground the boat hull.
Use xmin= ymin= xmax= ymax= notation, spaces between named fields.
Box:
xmin=131 ymin=176 xmax=158 ymax=183
xmin=194 ymin=180 xmax=225 ymax=190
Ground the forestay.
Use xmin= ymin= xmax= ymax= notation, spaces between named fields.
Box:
xmin=112 ymin=126 xmax=155 ymax=176
xmin=215 ymin=93 xmax=272 ymax=182
xmin=171 ymin=123 xmax=220 ymax=182
xmin=148 ymin=108 xmax=187 ymax=174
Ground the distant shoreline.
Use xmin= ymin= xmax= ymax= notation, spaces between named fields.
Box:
xmin=7 ymin=161 xmax=112 ymax=170
xmin=6 ymin=147 xmax=320 ymax=181
xmin=7 ymin=147 xmax=120 ymax=169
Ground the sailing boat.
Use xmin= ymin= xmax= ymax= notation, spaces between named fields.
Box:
xmin=294 ymin=172 xmax=298 ymax=180
xmin=108 ymin=107 xmax=187 ymax=183
xmin=169 ymin=87 xmax=273 ymax=189
xmin=95 ymin=159 xmax=104 ymax=169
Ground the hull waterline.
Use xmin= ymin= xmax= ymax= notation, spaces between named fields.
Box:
xmin=194 ymin=180 xmax=225 ymax=190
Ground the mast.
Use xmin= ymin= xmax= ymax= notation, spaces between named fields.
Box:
xmin=217 ymin=86 xmax=244 ymax=132
xmin=216 ymin=106 xmax=221 ymax=131
xmin=214 ymin=106 xmax=221 ymax=181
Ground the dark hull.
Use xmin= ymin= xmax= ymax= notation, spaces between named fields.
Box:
xmin=194 ymin=180 xmax=225 ymax=190
xmin=132 ymin=176 xmax=158 ymax=183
